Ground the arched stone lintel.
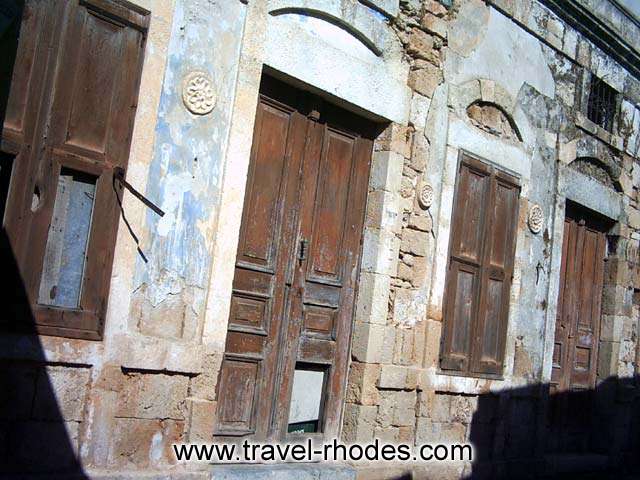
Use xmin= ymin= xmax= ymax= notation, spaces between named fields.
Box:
xmin=267 ymin=0 xmax=402 ymax=59
xmin=559 ymin=134 xmax=623 ymax=187
xmin=449 ymin=78 xmax=534 ymax=146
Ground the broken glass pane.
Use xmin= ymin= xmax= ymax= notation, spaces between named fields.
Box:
xmin=38 ymin=169 xmax=96 ymax=308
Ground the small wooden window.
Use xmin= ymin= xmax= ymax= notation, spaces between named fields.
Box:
xmin=586 ymin=76 xmax=617 ymax=132
xmin=1 ymin=0 xmax=149 ymax=340
xmin=440 ymin=153 xmax=520 ymax=377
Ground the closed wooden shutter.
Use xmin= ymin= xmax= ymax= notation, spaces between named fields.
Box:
xmin=1 ymin=0 xmax=149 ymax=339
xmin=440 ymin=153 xmax=520 ymax=376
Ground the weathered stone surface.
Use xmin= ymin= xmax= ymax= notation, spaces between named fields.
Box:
xmin=33 ymin=366 xmax=90 ymax=422
xmin=416 ymin=418 xmax=466 ymax=444
xmin=347 ymin=362 xmax=381 ymax=405
xmin=450 ymin=395 xmax=478 ymax=424
xmin=378 ymin=364 xmax=407 ymax=390
xmin=400 ymin=229 xmax=429 ymax=257
xmin=186 ymin=399 xmax=216 ymax=443
xmin=429 ymin=392 xmax=451 ymax=422
xmin=109 ymin=418 xmax=184 ymax=469
xmin=342 ymin=404 xmax=377 ymax=442
xmin=408 ymin=213 xmax=433 ymax=232
xmin=351 ymin=322 xmax=396 ymax=364
xmin=408 ymin=62 xmax=443 ymax=98
xmin=421 ymin=13 xmax=448 ymax=39
xmin=408 ymin=28 xmax=434 ymax=60
xmin=117 ymin=372 xmax=189 ymax=420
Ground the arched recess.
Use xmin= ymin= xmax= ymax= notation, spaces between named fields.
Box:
xmin=449 ymin=77 xmax=535 ymax=149
xmin=569 ymin=156 xmax=619 ymax=191
xmin=466 ymin=100 xmax=522 ymax=142
xmin=564 ymin=134 xmax=623 ymax=192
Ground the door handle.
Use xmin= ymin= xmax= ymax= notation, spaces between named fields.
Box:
xmin=298 ymin=238 xmax=309 ymax=262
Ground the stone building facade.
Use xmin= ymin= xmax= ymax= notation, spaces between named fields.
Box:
xmin=1 ymin=0 xmax=639 ymax=479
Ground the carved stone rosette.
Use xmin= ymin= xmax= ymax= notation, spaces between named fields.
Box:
xmin=528 ymin=203 xmax=544 ymax=234
xmin=182 ymin=71 xmax=216 ymax=115
xmin=417 ymin=180 xmax=434 ymax=209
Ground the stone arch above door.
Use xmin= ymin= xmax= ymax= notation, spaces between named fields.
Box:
xmin=263 ymin=0 xmax=410 ymax=123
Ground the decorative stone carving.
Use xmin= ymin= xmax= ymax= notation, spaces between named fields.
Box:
xmin=528 ymin=204 xmax=544 ymax=234
xmin=182 ymin=71 xmax=216 ymax=115
xmin=417 ymin=181 xmax=434 ymax=209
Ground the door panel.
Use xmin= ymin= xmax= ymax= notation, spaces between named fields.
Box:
xmin=215 ymin=80 xmax=374 ymax=442
xmin=215 ymin=97 xmax=307 ymax=437
xmin=548 ymin=206 xmax=607 ymax=453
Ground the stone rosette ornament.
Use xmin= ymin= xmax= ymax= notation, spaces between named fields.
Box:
xmin=528 ymin=203 xmax=544 ymax=234
xmin=417 ymin=180 xmax=434 ymax=209
xmin=182 ymin=71 xmax=216 ymax=115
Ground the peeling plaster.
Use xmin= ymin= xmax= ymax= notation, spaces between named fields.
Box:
xmin=134 ymin=0 xmax=246 ymax=333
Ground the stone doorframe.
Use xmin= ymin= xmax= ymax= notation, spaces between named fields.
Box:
xmin=200 ymin=0 xmax=411 ymax=432
xmin=542 ymin=135 xmax=626 ymax=385
xmin=419 ymin=78 xmax=539 ymax=394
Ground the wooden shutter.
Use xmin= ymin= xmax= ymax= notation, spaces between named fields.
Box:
xmin=440 ymin=153 xmax=520 ymax=376
xmin=1 ymin=0 xmax=149 ymax=339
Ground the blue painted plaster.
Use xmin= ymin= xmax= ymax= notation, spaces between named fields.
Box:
xmin=135 ymin=0 xmax=246 ymax=313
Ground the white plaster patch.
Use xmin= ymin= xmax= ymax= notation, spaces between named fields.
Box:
xmin=156 ymin=171 xmax=198 ymax=237
xmin=447 ymin=116 xmax=531 ymax=180
xmin=447 ymin=8 xmax=555 ymax=101
xmin=149 ymin=431 xmax=164 ymax=463
xmin=286 ymin=13 xmax=376 ymax=59
xmin=264 ymin=12 xmax=410 ymax=123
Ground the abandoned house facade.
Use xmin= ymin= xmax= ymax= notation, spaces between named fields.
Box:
xmin=1 ymin=0 xmax=640 ymax=478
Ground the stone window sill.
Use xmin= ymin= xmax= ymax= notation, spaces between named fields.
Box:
xmin=575 ymin=111 xmax=627 ymax=153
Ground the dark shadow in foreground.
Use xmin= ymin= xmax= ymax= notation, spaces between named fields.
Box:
xmin=465 ymin=376 xmax=640 ymax=479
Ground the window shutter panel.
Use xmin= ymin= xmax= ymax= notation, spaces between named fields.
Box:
xmin=470 ymin=172 xmax=520 ymax=375
xmin=2 ymin=0 xmax=148 ymax=339
xmin=440 ymin=157 xmax=491 ymax=371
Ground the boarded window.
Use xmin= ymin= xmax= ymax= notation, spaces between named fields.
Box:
xmin=440 ymin=153 xmax=520 ymax=377
xmin=1 ymin=0 xmax=149 ymax=339
xmin=38 ymin=170 xmax=96 ymax=309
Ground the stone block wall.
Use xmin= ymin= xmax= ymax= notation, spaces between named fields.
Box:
xmin=1 ymin=0 xmax=639 ymax=478
xmin=344 ymin=0 xmax=640 ymax=478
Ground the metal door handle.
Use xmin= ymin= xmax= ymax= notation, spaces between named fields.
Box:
xmin=298 ymin=238 xmax=309 ymax=261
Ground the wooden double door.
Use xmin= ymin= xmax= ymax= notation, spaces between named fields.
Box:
xmin=214 ymin=78 xmax=375 ymax=441
xmin=548 ymin=203 xmax=608 ymax=452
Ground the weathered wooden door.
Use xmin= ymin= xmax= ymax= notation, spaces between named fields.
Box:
xmin=549 ymin=204 xmax=607 ymax=452
xmin=214 ymin=78 xmax=374 ymax=441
